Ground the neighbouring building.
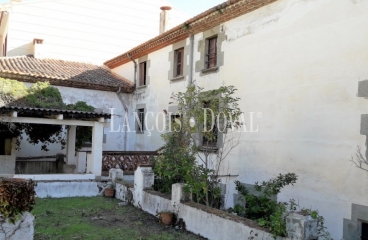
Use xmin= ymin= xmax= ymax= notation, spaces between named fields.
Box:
xmin=104 ymin=0 xmax=368 ymax=239
xmin=0 ymin=55 xmax=134 ymax=176
xmin=0 ymin=0 xmax=189 ymax=64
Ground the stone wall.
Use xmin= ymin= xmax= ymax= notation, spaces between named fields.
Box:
xmin=0 ymin=212 xmax=34 ymax=240
xmin=114 ymin=167 xmax=318 ymax=240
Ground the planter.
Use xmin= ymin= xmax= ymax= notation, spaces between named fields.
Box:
xmin=104 ymin=188 xmax=115 ymax=198
xmin=160 ymin=212 xmax=174 ymax=226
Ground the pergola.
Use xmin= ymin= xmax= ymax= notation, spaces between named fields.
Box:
xmin=0 ymin=106 xmax=110 ymax=179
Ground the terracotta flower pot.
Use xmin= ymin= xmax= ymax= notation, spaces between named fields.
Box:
xmin=160 ymin=212 xmax=174 ymax=225
xmin=104 ymin=188 xmax=115 ymax=198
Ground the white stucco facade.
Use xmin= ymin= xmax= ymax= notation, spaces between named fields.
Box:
xmin=111 ymin=0 xmax=368 ymax=238
xmin=0 ymin=0 xmax=189 ymax=64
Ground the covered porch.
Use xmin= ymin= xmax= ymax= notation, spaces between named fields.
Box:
xmin=0 ymin=106 xmax=110 ymax=180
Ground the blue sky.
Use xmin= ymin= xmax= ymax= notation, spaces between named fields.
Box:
xmin=169 ymin=0 xmax=225 ymax=16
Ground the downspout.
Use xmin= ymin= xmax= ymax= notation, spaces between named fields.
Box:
xmin=189 ymin=34 xmax=194 ymax=85
xmin=117 ymin=52 xmax=136 ymax=151
xmin=127 ymin=53 xmax=137 ymax=86
xmin=116 ymin=87 xmax=128 ymax=151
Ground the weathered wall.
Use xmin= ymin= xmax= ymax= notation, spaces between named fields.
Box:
xmin=112 ymin=0 xmax=368 ymax=238
xmin=0 ymin=212 xmax=34 ymax=240
xmin=114 ymin=168 xmax=317 ymax=240
xmin=3 ymin=0 xmax=189 ymax=64
xmin=35 ymin=181 xmax=100 ymax=198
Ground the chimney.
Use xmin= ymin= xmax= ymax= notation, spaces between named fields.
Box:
xmin=159 ymin=6 xmax=171 ymax=34
xmin=32 ymin=38 xmax=44 ymax=58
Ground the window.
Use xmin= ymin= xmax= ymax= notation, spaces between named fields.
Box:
xmin=362 ymin=222 xmax=368 ymax=240
xmin=202 ymin=100 xmax=218 ymax=148
xmin=174 ymin=48 xmax=184 ymax=77
xmin=139 ymin=62 xmax=147 ymax=86
xmin=206 ymin=36 xmax=217 ymax=69
xmin=136 ymin=108 xmax=145 ymax=133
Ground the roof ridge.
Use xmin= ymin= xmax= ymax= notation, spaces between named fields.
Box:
xmin=0 ymin=55 xmax=135 ymax=93
xmin=104 ymin=0 xmax=279 ymax=68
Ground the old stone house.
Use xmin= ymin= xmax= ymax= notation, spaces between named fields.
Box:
xmin=104 ymin=0 xmax=368 ymax=239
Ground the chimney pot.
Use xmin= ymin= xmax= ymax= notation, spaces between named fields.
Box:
xmin=32 ymin=38 xmax=44 ymax=58
xmin=159 ymin=6 xmax=171 ymax=35
xmin=160 ymin=6 xmax=171 ymax=11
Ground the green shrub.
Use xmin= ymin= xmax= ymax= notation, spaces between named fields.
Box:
xmin=0 ymin=178 xmax=36 ymax=223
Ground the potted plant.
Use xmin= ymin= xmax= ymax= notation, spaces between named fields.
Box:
xmin=104 ymin=183 xmax=115 ymax=198
xmin=159 ymin=211 xmax=174 ymax=225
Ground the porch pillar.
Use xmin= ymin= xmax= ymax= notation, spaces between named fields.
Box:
xmin=90 ymin=122 xmax=103 ymax=177
xmin=66 ymin=126 xmax=76 ymax=165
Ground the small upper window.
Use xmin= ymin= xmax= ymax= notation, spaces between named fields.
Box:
xmin=136 ymin=108 xmax=145 ymax=133
xmin=139 ymin=62 xmax=147 ymax=86
xmin=174 ymin=48 xmax=184 ymax=77
xmin=206 ymin=36 xmax=217 ymax=69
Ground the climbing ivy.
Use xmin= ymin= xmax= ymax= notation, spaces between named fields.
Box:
xmin=0 ymin=78 xmax=94 ymax=151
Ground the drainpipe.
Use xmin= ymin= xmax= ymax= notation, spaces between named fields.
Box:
xmin=127 ymin=53 xmax=137 ymax=86
xmin=189 ymin=34 xmax=194 ymax=85
xmin=116 ymin=87 xmax=128 ymax=151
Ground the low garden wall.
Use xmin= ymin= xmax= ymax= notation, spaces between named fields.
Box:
xmin=113 ymin=166 xmax=318 ymax=240
xmin=0 ymin=212 xmax=34 ymax=240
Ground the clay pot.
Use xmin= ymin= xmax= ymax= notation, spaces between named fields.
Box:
xmin=160 ymin=212 xmax=174 ymax=225
xmin=104 ymin=188 xmax=115 ymax=198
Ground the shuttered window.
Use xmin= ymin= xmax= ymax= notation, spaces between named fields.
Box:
xmin=139 ymin=62 xmax=147 ymax=86
xmin=206 ymin=36 xmax=217 ymax=69
xmin=174 ymin=48 xmax=184 ymax=77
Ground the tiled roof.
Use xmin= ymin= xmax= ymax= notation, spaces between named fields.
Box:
xmin=0 ymin=106 xmax=111 ymax=119
xmin=104 ymin=0 xmax=278 ymax=68
xmin=0 ymin=55 xmax=135 ymax=92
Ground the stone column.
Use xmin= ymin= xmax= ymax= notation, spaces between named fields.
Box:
xmin=90 ymin=122 xmax=103 ymax=177
xmin=286 ymin=212 xmax=318 ymax=239
xmin=133 ymin=165 xmax=154 ymax=207
xmin=76 ymin=152 xmax=87 ymax=173
xmin=66 ymin=126 xmax=76 ymax=165
xmin=109 ymin=168 xmax=124 ymax=182
xmin=171 ymin=183 xmax=191 ymax=211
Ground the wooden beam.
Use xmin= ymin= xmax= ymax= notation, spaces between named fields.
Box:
xmin=0 ymin=116 xmax=96 ymax=126
xmin=45 ymin=114 xmax=63 ymax=120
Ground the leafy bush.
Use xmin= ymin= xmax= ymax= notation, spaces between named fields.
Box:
xmin=0 ymin=178 xmax=36 ymax=223
xmin=233 ymin=173 xmax=332 ymax=238
xmin=233 ymin=173 xmax=297 ymax=237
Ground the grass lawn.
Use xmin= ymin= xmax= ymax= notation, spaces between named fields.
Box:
xmin=33 ymin=197 xmax=204 ymax=240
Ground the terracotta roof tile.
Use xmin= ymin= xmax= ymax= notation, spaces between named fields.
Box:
xmin=104 ymin=0 xmax=279 ymax=68
xmin=0 ymin=55 xmax=135 ymax=92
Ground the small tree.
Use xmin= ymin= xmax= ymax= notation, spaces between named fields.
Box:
xmin=154 ymin=83 xmax=243 ymax=207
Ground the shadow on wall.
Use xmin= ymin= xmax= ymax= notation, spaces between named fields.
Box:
xmin=6 ymin=42 xmax=33 ymax=56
